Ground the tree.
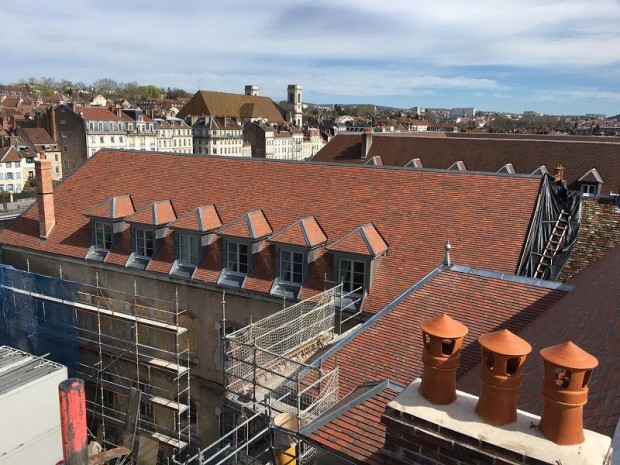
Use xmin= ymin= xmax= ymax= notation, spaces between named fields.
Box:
xmin=93 ymin=78 xmax=119 ymax=98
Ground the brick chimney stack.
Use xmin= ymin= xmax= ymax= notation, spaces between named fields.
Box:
xmin=554 ymin=164 xmax=565 ymax=182
xmin=539 ymin=341 xmax=598 ymax=445
xmin=361 ymin=127 xmax=373 ymax=159
xmin=418 ymin=314 xmax=468 ymax=405
xmin=475 ymin=329 xmax=531 ymax=426
xmin=35 ymin=151 xmax=55 ymax=239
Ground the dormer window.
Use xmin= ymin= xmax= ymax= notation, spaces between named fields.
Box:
xmin=217 ymin=210 xmax=272 ymax=289
xmin=135 ymin=227 xmax=154 ymax=258
xmin=83 ymin=195 xmax=135 ymax=262
xmin=578 ymin=168 xmax=603 ymax=197
xmin=169 ymin=205 xmax=221 ymax=279
xmin=280 ymin=250 xmax=303 ymax=284
xmin=326 ymin=223 xmax=388 ymax=311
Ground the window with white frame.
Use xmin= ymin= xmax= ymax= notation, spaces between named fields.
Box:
xmin=580 ymin=184 xmax=597 ymax=196
xmin=280 ymin=250 xmax=303 ymax=284
xmin=227 ymin=241 xmax=248 ymax=274
xmin=339 ymin=258 xmax=366 ymax=294
xmin=95 ymin=221 xmax=112 ymax=250
xmin=135 ymin=228 xmax=154 ymax=258
xmin=178 ymin=233 xmax=200 ymax=266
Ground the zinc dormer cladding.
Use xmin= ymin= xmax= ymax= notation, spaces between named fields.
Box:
xmin=0 ymin=150 xmax=545 ymax=314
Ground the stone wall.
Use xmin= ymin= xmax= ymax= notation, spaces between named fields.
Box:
xmin=559 ymin=196 xmax=620 ymax=282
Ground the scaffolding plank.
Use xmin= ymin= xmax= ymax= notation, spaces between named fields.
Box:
xmin=151 ymin=432 xmax=188 ymax=449
xmin=4 ymin=285 xmax=188 ymax=335
xmin=149 ymin=395 xmax=189 ymax=413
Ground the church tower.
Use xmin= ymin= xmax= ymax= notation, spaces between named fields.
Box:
xmin=287 ymin=84 xmax=303 ymax=127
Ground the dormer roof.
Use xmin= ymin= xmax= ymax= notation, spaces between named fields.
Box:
xmin=448 ymin=160 xmax=467 ymax=171
xmin=578 ymin=168 xmax=603 ymax=184
xmin=365 ymin=156 xmax=383 ymax=166
xmin=84 ymin=195 xmax=135 ymax=220
xmin=270 ymin=217 xmax=327 ymax=248
xmin=326 ymin=223 xmax=388 ymax=258
xmin=531 ymin=165 xmax=549 ymax=175
xmin=170 ymin=205 xmax=222 ymax=233
xmin=405 ymin=158 xmax=423 ymax=168
xmin=218 ymin=210 xmax=272 ymax=240
xmin=127 ymin=200 xmax=176 ymax=226
xmin=498 ymin=163 xmax=515 ymax=174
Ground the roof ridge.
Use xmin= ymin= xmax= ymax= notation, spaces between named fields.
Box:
xmin=447 ymin=264 xmax=575 ymax=291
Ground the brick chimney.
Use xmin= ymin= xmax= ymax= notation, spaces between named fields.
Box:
xmin=539 ymin=341 xmax=598 ymax=445
xmin=554 ymin=164 xmax=564 ymax=182
xmin=418 ymin=314 xmax=468 ymax=405
xmin=35 ymin=152 xmax=55 ymax=239
xmin=361 ymin=127 xmax=373 ymax=159
xmin=475 ymin=329 xmax=531 ymax=426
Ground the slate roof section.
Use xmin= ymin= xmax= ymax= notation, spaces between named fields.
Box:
xmin=84 ymin=195 xmax=135 ymax=220
xmin=458 ymin=245 xmax=620 ymax=438
xmin=312 ymin=133 xmax=620 ymax=193
xmin=177 ymin=90 xmax=285 ymax=123
xmin=127 ymin=200 xmax=176 ymax=226
xmin=0 ymin=150 xmax=542 ymax=314
xmin=327 ymin=224 xmax=388 ymax=257
xmin=316 ymin=267 xmax=569 ymax=398
xmin=170 ymin=205 xmax=222 ymax=233
xmin=218 ymin=210 xmax=272 ymax=240
xmin=269 ymin=217 xmax=327 ymax=248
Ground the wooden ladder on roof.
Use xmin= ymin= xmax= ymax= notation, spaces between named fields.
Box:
xmin=533 ymin=210 xmax=570 ymax=279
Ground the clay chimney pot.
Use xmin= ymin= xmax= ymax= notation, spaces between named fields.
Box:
xmin=539 ymin=341 xmax=598 ymax=445
xmin=476 ymin=329 xmax=531 ymax=426
xmin=419 ymin=314 xmax=468 ymax=405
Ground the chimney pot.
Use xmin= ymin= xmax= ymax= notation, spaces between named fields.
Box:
xmin=554 ymin=164 xmax=564 ymax=182
xmin=419 ymin=314 xmax=468 ymax=405
xmin=476 ymin=329 xmax=532 ymax=426
xmin=538 ymin=341 xmax=598 ymax=445
xmin=443 ymin=241 xmax=452 ymax=266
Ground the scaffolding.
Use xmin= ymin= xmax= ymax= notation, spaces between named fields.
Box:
xmin=187 ymin=286 xmax=342 ymax=465
xmin=0 ymin=265 xmax=192 ymax=461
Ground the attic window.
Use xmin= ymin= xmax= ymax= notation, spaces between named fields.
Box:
xmin=135 ymin=228 xmax=155 ymax=258
xmin=580 ymin=184 xmax=597 ymax=196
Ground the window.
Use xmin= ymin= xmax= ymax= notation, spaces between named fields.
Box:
xmin=100 ymin=136 xmax=104 ymax=143
xmin=95 ymin=221 xmax=112 ymax=250
xmin=339 ymin=259 xmax=366 ymax=294
xmin=63 ymin=145 xmax=68 ymax=151
xmin=55 ymin=154 xmax=59 ymax=161
xmin=581 ymin=184 xmax=597 ymax=196
xmin=280 ymin=250 xmax=303 ymax=284
xmin=5 ymin=173 xmax=13 ymax=180
xmin=227 ymin=241 xmax=248 ymax=274
xmin=178 ymin=234 xmax=200 ymax=266
xmin=135 ymin=228 xmax=154 ymax=258
xmin=111 ymin=136 xmax=115 ymax=143
xmin=26 ymin=157 xmax=34 ymax=163
xmin=5 ymin=162 xmax=11 ymax=168
xmin=14 ymin=161 xmax=20 ymax=168
xmin=61 ymin=131 xmax=67 ymax=138
xmin=60 ymin=119 xmax=66 ymax=125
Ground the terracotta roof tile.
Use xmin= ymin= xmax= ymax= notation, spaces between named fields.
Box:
xmin=0 ymin=150 xmax=542 ymax=315
xmin=218 ymin=210 xmax=272 ymax=240
xmin=327 ymin=224 xmax=387 ymax=257
xmin=270 ymin=217 xmax=327 ymax=248
xmin=127 ymin=200 xmax=176 ymax=226
xmin=170 ymin=205 xmax=222 ymax=233
xmin=74 ymin=106 xmax=125 ymax=121
xmin=0 ymin=146 xmax=22 ymax=163
xmin=84 ymin=195 xmax=135 ymax=220
xmin=312 ymin=133 xmax=620 ymax=194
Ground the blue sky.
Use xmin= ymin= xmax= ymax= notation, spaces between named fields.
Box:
xmin=2 ymin=0 xmax=619 ymax=116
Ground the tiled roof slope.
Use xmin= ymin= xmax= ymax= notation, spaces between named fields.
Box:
xmin=177 ymin=90 xmax=285 ymax=123
xmin=458 ymin=245 xmax=620 ymax=437
xmin=84 ymin=195 xmax=135 ymax=220
xmin=327 ymin=224 xmax=388 ymax=257
xmin=318 ymin=268 xmax=568 ymax=397
xmin=312 ymin=133 xmax=620 ymax=193
xmin=0 ymin=146 xmax=21 ymax=163
xmin=0 ymin=150 xmax=542 ymax=314
xmin=170 ymin=205 xmax=222 ymax=232
xmin=270 ymin=217 xmax=327 ymax=248
xmin=305 ymin=383 xmax=401 ymax=465
xmin=18 ymin=128 xmax=56 ymax=146
xmin=74 ymin=106 xmax=124 ymax=121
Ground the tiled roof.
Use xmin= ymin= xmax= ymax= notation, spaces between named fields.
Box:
xmin=0 ymin=150 xmax=543 ymax=314
xmin=177 ymin=90 xmax=285 ymax=123
xmin=270 ymin=217 xmax=327 ymax=248
xmin=84 ymin=195 xmax=135 ymax=220
xmin=304 ymin=382 xmax=401 ymax=465
xmin=74 ymin=106 xmax=124 ymax=121
xmin=317 ymin=267 xmax=569 ymax=398
xmin=327 ymin=224 xmax=388 ymax=257
xmin=458 ymin=246 xmax=620 ymax=437
xmin=127 ymin=200 xmax=176 ymax=226
xmin=18 ymin=128 xmax=56 ymax=146
xmin=312 ymin=133 xmax=620 ymax=193
xmin=0 ymin=146 xmax=21 ymax=163
xmin=218 ymin=210 xmax=272 ymax=240
xmin=170 ymin=205 xmax=222 ymax=233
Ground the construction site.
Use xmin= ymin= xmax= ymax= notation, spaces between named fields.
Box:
xmin=0 ymin=261 xmax=362 ymax=465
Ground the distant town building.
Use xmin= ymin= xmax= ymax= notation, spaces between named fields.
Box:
xmin=450 ymin=107 xmax=476 ymax=118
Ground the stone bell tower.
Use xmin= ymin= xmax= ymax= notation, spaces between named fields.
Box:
xmin=287 ymin=84 xmax=303 ymax=128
